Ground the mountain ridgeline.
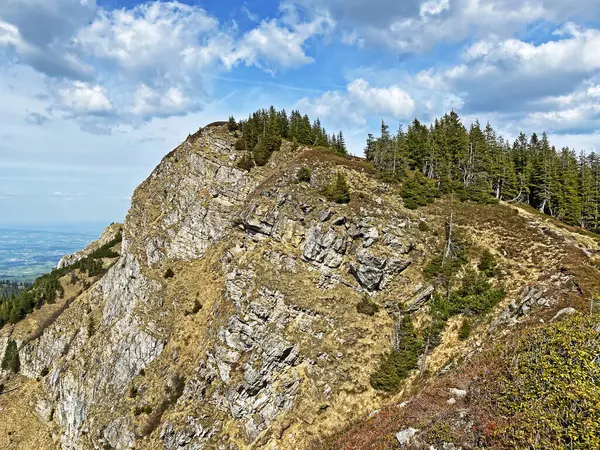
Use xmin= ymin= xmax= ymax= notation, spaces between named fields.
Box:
xmin=0 ymin=112 xmax=599 ymax=450
xmin=230 ymin=107 xmax=599 ymax=232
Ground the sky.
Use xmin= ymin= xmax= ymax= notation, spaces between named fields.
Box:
xmin=1 ymin=0 xmax=600 ymax=230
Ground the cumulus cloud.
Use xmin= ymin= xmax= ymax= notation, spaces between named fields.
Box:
xmin=226 ymin=14 xmax=334 ymax=70
xmin=290 ymin=0 xmax=600 ymax=53
xmin=75 ymin=2 xmax=223 ymax=75
xmin=462 ymin=24 xmax=600 ymax=76
xmin=0 ymin=0 xmax=97 ymax=78
xmin=56 ymin=81 xmax=112 ymax=115
xmin=297 ymin=78 xmax=415 ymax=125
xmin=0 ymin=0 xmax=330 ymax=131
xmin=404 ymin=23 xmax=600 ymax=127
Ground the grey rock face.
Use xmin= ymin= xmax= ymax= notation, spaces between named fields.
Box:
xmin=404 ymin=285 xmax=435 ymax=312
xmin=126 ymin=127 xmax=259 ymax=267
xmin=302 ymin=226 xmax=349 ymax=269
xmin=179 ymin=269 xmax=308 ymax=443
xmin=101 ymin=417 xmax=136 ymax=449
xmin=320 ymin=209 xmax=333 ymax=222
xmin=161 ymin=416 xmax=214 ymax=450
xmin=351 ymin=249 xmax=412 ymax=291
xmin=363 ymin=227 xmax=379 ymax=248
xmin=551 ymin=307 xmax=577 ymax=321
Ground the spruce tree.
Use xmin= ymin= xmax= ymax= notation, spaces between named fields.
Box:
xmin=337 ymin=131 xmax=347 ymax=155
xmin=1 ymin=339 xmax=19 ymax=373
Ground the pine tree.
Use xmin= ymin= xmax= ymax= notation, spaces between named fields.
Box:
xmin=227 ymin=116 xmax=238 ymax=132
xmin=277 ymin=109 xmax=289 ymax=138
xmin=298 ymin=115 xmax=313 ymax=145
xmin=1 ymin=339 xmax=19 ymax=373
xmin=337 ymin=131 xmax=347 ymax=155
xmin=364 ymin=133 xmax=376 ymax=161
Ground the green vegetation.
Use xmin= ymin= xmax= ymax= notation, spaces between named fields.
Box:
xmin=369 ymin=222 xmax=502 ymax=392
xmin=418 ymin=221 xmax=430 ymax=232
xmin=365 ymin=111 xmax=600 ymax=229
xmin=484 ymin=314 xmax=600 ymax=449
xmin=231 ymin=107 xmax=347 ymax=169
xmin=0 ymin=232 xmax=122 ymax=328
xmin=129 ymin=385 xmax=138 ymax=398
xmin=370 ymin=316 xmax=423 ymax=392
xmin=323 ymin=172 xmax=351 ymax=204
xmin=1 ymin=340 xmax=20 ymax=373
xmin=425 ymin=271 xmax=505 ymax=348
xmin=423 ymin=225 xmax=505 ymax=347
xmin=458 ymin=318 xmax=472 ymax=340
xmin=236 ymin=153 xmax=254 ymax=171
xmin=478 ymin=249 xmax=498 ymax=277
xmin=356 ymin=295 xmax=379 ymax=316
xmin=0 ymin=280 xmax=28 ymax=298
xmin=400 ymin=171 xmax=440 ymax=210
xmin=296 ymin=166 xmax=311 ymax=183
xmin=133 ymin=405 xmax=153 ymax=416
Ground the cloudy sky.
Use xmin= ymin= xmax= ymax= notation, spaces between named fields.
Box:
xmin=1 ymin=0 xmax=600 ymax=230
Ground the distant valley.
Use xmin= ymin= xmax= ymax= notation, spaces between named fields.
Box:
xmin=0 ymin=229 xmax=97 ymax=281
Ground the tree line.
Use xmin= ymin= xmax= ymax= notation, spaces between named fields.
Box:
xmin=230 ymin=107 xmax=347 ymax=170
xmin=365 ymin=111 xmax=600 ymax=231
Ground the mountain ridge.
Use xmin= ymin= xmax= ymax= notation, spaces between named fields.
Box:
xmin=0 ymin=121 xmax=599 ymax=449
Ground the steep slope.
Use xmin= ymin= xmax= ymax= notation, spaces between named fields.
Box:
xmin=1 ymin=123 xmax=599 ymax=450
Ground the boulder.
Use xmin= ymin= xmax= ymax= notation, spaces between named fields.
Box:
xmin=396 ymin=427 xmax=419 ymax=447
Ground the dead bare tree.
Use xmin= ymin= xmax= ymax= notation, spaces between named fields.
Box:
xmin=442 ymin=212 xmax=455 ymax=267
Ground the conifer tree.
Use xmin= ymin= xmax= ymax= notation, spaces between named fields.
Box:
xmin=337 ymin=131 xmax=347 ymax=155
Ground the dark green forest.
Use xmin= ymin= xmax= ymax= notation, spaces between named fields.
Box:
xmin=364 ymin=111 xmax=600 ymax=230
xmin=0 ymin=280 xmax=28 ymax=299
xmin=230 ymin=107 xmax=347 ymax=170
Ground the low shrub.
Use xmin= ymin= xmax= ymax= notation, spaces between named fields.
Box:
xmin=236 ymin=153 xmax=254 ymax=171
xmin=458 ymin=318 xmax=472 ymax=340
xmin=482 ymin=314 xmax=600 ymax=448
xmin=296 ymin=166 xmax=311 ymax=183
xmin=370 ymin=316 xmax=422 ymax=392
xmin=400 ymin=171 xmax=439 ymax=210
xmin=356 ymin=296 xmax=380 ymax=316
xmin=323 ymin=172 xmax=350 ymax=204
xmin=1 ymin=340 xmax=20 ymax=373
xmin=478 ymin=249 xmax=498 ymax=277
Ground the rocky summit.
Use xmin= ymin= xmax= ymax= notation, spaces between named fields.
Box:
xmin=2 ymin=122 xmax=600 ymax=450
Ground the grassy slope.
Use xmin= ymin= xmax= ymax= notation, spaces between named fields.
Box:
xmin=322 ymin=199 xmax=600 ymax=449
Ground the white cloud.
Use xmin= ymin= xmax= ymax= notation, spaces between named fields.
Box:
xmin=291 ymin=0 xmax=599 ymax=53
xmin=419 ymin=0 xmax=450 ymax=17
xmin=1 ymin=0 xmax=331 ymax=130
xmin=226 ymin=14 xmax=334 ymax=70
xmin=0 ymin=20 xmax=19 ymax=46
xmin=57 ymin=81 xmax=112 ymax=114
xmin=0 ymin=0 xmax=97 ymax=78
xmin=463 ymin=24 xmax=600 ymax=76
xmin=75 ymin=2 xmax=222 ymax=73
xmin=130 ymin=85 xmax=188 ymax=117
xmin=298 ymin=78 xmax=414 ymax=125
xmin=347 ymin=79 xmax=415 ymax=118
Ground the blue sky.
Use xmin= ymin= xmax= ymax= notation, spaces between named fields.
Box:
xmin=1 ymin=0 xmax=600 ymax=230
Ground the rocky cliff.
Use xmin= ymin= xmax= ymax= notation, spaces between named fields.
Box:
xmin=1 ymin=123 xmax=599 ymax=449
